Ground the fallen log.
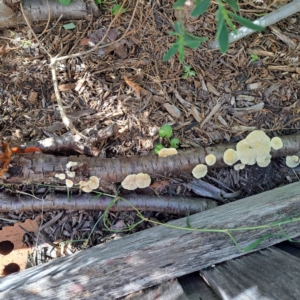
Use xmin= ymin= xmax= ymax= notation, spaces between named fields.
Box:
xmin=0 ymin=0 xmax=100 ymax=29
xmin=2 ymin=133 xmax=300 ymax=186
xmin=0 ymin=193 xmax=217 ymax=214
xmin=1 ymin=182 xmax=300 ymax=299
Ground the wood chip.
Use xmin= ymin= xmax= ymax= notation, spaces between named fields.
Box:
xmin=190 ymin=106 xmax=201 ymax=122
xmin=163 ymin=103 xmax=181 ymax=118
xmin=236 ymin=95 xmax=255 ymax=101
xmin=231 ymin=102 xmax=264 ymax=116
xmin=200 ymin=101 xmax=222 ymax=128
xmin=174 ymin=90 xmax=191 ymax=108
xmin=206 ymin=82 xmax=220 ymax=96
xmin=270 ymin=26 xmax=297 ymax=49
xmin=28 ymin=91 xmax=38 ymax=104
xmin=247 ymin=82 xmax=262 ymax=90
xmin=232 ymin=125 xmax=257 ymax=131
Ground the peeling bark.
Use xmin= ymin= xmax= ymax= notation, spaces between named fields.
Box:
xmin=23 ymin=123 xmax=118 ymax=156
xmin=3 ymin=133 xmax=300 ymax=186
xmin=0 ymin=193 xmax=217 ymax=214
xmin=0 ymin=0 xmax=100 ymax=29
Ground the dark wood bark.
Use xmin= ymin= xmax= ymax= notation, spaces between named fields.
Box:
xmin=1 ymin=182 xmax=300 ymax=299
xmin=0 ymin=0 xmax=100 ymax=29
xmin=3 ymin=133 xmax=300 ymax=186
xmin=0 ymin=193 xmax=217 ymax=214
xmin=200 ymin=247 xmax=300 ymax=300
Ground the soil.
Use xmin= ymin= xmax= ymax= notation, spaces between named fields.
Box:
xmin=0 ymin=0 xmax=299 ymax=270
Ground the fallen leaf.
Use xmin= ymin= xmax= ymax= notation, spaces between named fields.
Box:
xmin=58 ymin=83 xmax=76 ymax=91
xmin=124 ymin=76 xmax=143 ymax=98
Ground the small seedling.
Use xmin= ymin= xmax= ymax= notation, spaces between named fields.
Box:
xmin=170 ymin=138 xmax=180 ymax=148
xmin=250 ymin=53 xmax=259 ymax=62
xmin=112 ymin=4 xmax=126 ymax=15
xmin=153 ymin=144 xmax=164 ymax=154
xmin=182 ymin=65 xmax=196 ymax=79
xmin=58 ymin=0 xmax=71 ymax=6
xmin=159 ymin=124 xmax=173 ymax=139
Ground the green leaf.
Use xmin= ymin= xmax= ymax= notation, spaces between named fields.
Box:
xmin=224 ymin=12 xmax=238 ymax=35
xmin=170 ymin=138 xmax=180 ymax=148
xmin=58 ymin=0 xmax=71 ymax=6
xmin=224 ymin=0 xmax=239 ymax=11
xmin=163 ymin=43 xmax=179 ymax=61
xmin=173 ymin=0 xmax=186 ymax=9
xmin=63 ymin=22 xmax=76 ymax=30
xmin=242 ymin=234 xmax=283 ymax=252
xmin=218 ymin=22 xmax=229 ymax=53
xmin=186 ymin=215 xmax=192 ymax=228
xmin=191 ymin=0 xmax=211 ymax=17
xmin=159 ymin=124 xmax=173 ymax=139
xmin=168 ymin=31 xmax=180 ymax=36
xmin=228 ymin=12 xmax=265 ymax=31
xmin=174 ymin=21 xmax=183 ymax=34
xmin=184 ymin=34 xmax=207 ymax=49
xmin=112 ymin=4 xmax=126 ymax=16
xmin=153 ymin=144 xmax=164 ymax=154
xmin=179 ymin=43 xmax=185 ymax=63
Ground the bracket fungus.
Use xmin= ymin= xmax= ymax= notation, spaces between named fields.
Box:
xmin=286 ymin=155 xmax=300 ymax=168
xmin=66 ymin=161 xmax=78 ymax=169
xmin=205 ymin=154 xmax=216 ymax=166
xmin=223 ymin=149 xmax=239 ymax=166
xmin=192 ymin=164 xmax=208 ymax=179
xmin=270 ymin=137 xmax=283 ymax=150
xmin=121 ymin=173 xmax=151 ymax=190
xmin=158 ymin=147 xmax=178 ymax=157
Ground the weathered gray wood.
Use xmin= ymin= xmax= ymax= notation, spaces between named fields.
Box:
xmin=122 ymin=279 xmax=189 ymax=300
xmin=1 ymin=182 xmax=300 ymax=299
xmin=178 ymin=273 xmax=220 ymax=300
xmin=200 ymin=247 xmax=300 ymax=300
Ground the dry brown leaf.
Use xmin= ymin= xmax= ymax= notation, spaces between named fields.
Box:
xmin=58 ymin=83 xmax=76 ymax=91
xmin=0 ymin=43 xmax=17 ymax=55
xmin=28 ymin=91 xmax=38 ymax=105
xmin=124 ymin=76 xmax=143 ymax=98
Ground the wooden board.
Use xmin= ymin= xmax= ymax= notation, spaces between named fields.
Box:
xmin=200 ymin=247 xmax=300 ymax=300
xmin=1 ymin=182 xmax=300 ymax=299
xmin=178 ymin=273 xmax=220 ymax=300
xmin=122 ymin=279 xmax=189 ymax=300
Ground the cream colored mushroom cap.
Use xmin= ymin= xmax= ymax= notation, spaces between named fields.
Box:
xmin=55 ymin=173 xmax=66 ymax=180
xmin=257 ymin=154 xmax=271 ymax=168
xmin=88 ymin=176 xmax=100 ymax=189
xmin=158 ymin=147 xmax=178 ymax=157
xmin=223 ymin=149 xmax=239 ymax=166
xmin=121 ymin=174 xmax=138 ymax=190
xmin=234 ymin=163 xmax=245 ymax=171
xmin=135 ymin=173 xmax=151 ymax=188
xmin=286 ymin=155 xmax=300 ymax=168
xmin=192 ymin=164 xmax=208 ymax=179
xmin=270 ymin=137 xmax=283 ymax=150
xmin=82 ymin=185 xmax=93 ymax=193
xmin=205 ymin=154 xmax=216 ymax=166
xmin=65 ymin=179 xmax=74 ymax=188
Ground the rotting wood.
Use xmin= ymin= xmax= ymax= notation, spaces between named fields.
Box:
xmin=0 ymin=0 xmax=100 ymax=29
xmin=1 ymin=182 xmax=300 ymax=299
xmin=2 ymin=133 xmax=300 ymax=186
xmin=200 ymin=247 xmax=300 ymax=300
xmin=0 ymin=193 xmax=217 ymax=214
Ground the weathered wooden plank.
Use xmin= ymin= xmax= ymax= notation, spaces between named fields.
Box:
xmin=1 ymin=182 xmax=300 ymax=299
xmin=122 ymin=279 xmax=189 ymax=300
xmin=200 ymin=247 xmax=300 ymax=300
xmin=178 ymin=273 xmax=220 ymax=300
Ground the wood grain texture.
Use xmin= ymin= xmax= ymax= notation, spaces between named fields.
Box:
xmin=200 ymin=247 xmax=300 ymax=300
xmin=1 ymin=182 xmax=300 ymax=299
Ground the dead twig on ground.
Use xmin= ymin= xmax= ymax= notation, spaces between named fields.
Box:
xmin=0 ymin=193 xmax=217 ymax=214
